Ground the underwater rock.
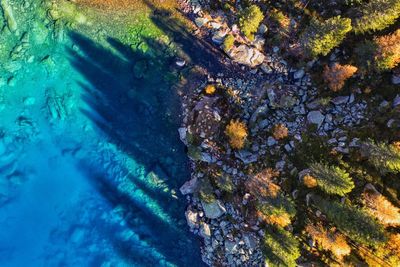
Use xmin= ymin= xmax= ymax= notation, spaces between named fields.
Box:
xmin=0 ymin=0 xmax=17 ymax=32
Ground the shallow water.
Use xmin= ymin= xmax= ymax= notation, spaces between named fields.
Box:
xmin=0 ymin=1 xmax=202 ymax=266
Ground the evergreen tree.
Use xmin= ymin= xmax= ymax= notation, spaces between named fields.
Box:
xmin=309 ymin=162 xmax=355 ymax=196
xmin=313 ymin=196 xmax=386 ymax=246
xmin=300 ymin=16 xmax=352 ymax=58
xmin=262 ymin=225 xmax=300 ymax=267
xmin=362 ymin=140 xmax=400 ymax=174
xmin=352 ymin=0 xmax=400 ymax=34
xmin=239 ymin=5 xmax=264 ymax=40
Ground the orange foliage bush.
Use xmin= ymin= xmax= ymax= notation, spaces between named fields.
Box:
xmin=204 ymin=84 xmax=216 ymax=95
xmin=363 ymin=188 xmax=400 ymax=226
xmin=323 ymin=63 xmax=357 ymax=92
xmin=225 ymin=120 xmax=248 ymax=149
xmin=272 ymin=123 xmax=288 ymax=140
xmin=306 ymin=223 xmax=351 ymax=260
xmin=303 ymin=174 xmax=318 ymax=188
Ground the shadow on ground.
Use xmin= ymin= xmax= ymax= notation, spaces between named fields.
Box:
xmin=66 ymin=3 xmax=237 ymax=264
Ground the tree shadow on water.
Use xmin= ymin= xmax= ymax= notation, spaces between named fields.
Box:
xmin=67 ymin=29 xmax=205 ymax=266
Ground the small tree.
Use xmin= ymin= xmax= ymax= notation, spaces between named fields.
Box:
xmin=309 ymin=162 xmax=355 ymax=196
xmin=373 ymin=29 xmax=400 ymax=71
xmin=352 ymin=0 xmax=400 ymax=34
xmin=239 ymin=5 xmax=264 ymax=40
xmin=263 ymin=225 xmax=300 ymax=267
xmin=363 ymin=187 xmax=400 ymax=226
xmin=305 ymin=223 xmax=351 ymax=260
xmin=225 ymin=119 xmax=248 ymax=149
xmin=300 ymin=16 xmax=352 ymax=58
xmin=323 ymin=63 xmax=357 ymax=92
xmin=313 ymin=196 xmax=386 ymax=246
xmin=362 ymin=140 xmax=400 ymax=174
xmin=359 ymin=233 xmax=400 ymax=267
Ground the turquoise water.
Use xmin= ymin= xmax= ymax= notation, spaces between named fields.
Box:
xmin=0 ymin=1 xmax=202 ymax=266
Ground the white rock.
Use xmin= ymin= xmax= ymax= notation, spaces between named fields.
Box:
xmin=186 ymin=209 xmax=199 ymax=228
xmin=226 ymin=44 xmax=265 ymax=67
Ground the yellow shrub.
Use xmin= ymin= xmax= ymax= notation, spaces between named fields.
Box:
xmin=303 ymin=174 xmax=318 ymax=188
xmin=225 ymin=120 xmax=248 ymax=149
xmin=204 ymin=84 xmax=216 ymax=95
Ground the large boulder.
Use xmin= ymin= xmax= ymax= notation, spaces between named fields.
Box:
xmin=226 ymin=44 xmax=265 ymax=67
xmin=202 ymin=200 xmax=226 ymax=219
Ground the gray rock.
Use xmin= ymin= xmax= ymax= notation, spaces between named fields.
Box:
xmin=258 ymin=24 xmax=268 ymax=34
xmin=267 ymin=136 xmax=277 ymax=146
xmin=393 ymin=95 xmax=400 ymax=107
xmin=194 ymin=17 xmax=209 ymax=27
xmin=331 ymin=96 xmax=349 ymax=105
xmin=178 ymin=127 xmax=187 ymax=145
xmin=202 ymin=200 xmax=226 ymax=219
xmin=235 ymin=150 xmax=258 ymax=164
xmin=392 ymin=74 xmax=400 ymax=85
xmin=225 ymin=240 xmax=238 ymax=254
xmin=180 ymin=176 xmax=198 ymax=195
xmin=200 ymin=223 xmax=212 ymax=238
xmin=293 ymin=69 xmax=305 ymax=80
xmin=212 ymin=30 xmax=227 ymax=45
xmin=307 ymin=111 xmax=325 ymax=127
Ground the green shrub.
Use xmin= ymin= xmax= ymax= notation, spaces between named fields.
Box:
xmin=362 ymin=140 xmax=400 ymax=174
xmin=262 ymin=225 xmax=300 ymax=267
xmin=257 ymin=194 xmax=296 ymax=219
xmin=239 ymin=5 xmax=264 ymax=40
xmin=313 ymin=196 xmax=386 ymax=246
xmin=309 ymin=162 xmax=355 ymax=196
xmin=300 ymin=16 xmax=352 ymax=58
xmin=215 ymin=173 xmax=235 ymax=193
xmin=222 ymin=34 xmax=235 ymax=51
xmin=352 ymin=0 xmax=400 ymax=34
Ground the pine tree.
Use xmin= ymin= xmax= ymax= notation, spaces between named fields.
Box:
xmin=262 ymin=225 xmax=300 ymax=267
xmin=309 ymin=162 xmax=355 ymax=196
xmin=362 ymin=140 xmax=400 ymax=174
xmin=313 ymin=196 xmax=386 ymax=246
xmin=300 ymin=16 xmax=352 ymax=58
xmin=239 ymin=5 xmax=264 ymax=40
xmin=352 ymin=0 xmax=400 ymax=34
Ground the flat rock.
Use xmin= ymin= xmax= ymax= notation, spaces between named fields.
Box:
xmin=202 ymin=200 xmax=226 ymax=219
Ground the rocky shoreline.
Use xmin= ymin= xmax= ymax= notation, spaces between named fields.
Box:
xmin=175 ymin=0 xmax=400 ymax=266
